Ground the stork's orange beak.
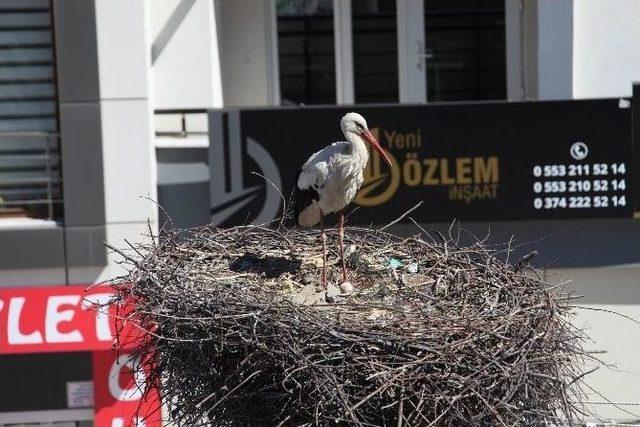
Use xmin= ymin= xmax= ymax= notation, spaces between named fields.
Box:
xmin=361 ymin=130 xmax=392 ymax=167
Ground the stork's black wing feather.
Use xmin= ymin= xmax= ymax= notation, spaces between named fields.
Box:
xmin=294 ymin=170 xmax=320 ymax=219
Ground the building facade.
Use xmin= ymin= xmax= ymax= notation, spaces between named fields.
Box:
xmin=1 ymin=0 xmax=640 ymax=425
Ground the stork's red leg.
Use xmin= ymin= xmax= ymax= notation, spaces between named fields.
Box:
xmin=339 ymin=209 xmax=347 ymax=282
xmin=320 ymin=213 xmax=327 ymax=288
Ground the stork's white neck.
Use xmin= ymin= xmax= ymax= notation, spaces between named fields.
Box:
xmin=345 ymin=131 xmax=369 ymax=168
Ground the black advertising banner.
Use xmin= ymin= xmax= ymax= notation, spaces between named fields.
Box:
xmin=634 ymin=84 xmax=640 ymax=213
xmin=208 ymin=99 xmax=633 ymax=226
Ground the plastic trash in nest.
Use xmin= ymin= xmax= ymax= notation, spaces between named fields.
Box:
xmin=281 ymin=278 xmax=295 ymax=293
xmin=344 ymin=244 xmax=357 ymax=259
xmin=389 ymin=258 xmax=403 ymax=269
xmin=388 ymin=258 xmax=418 ymax=273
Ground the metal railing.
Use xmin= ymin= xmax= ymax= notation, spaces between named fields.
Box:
xmin=0 ymin=131 xmax=62 ymax=220
xmin=155 ymin=108 xmax=208 ymax=138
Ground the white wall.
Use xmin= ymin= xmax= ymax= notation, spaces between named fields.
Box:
xmin=573 ymin=0 xmax=640 ymax=98
xmin=551 ymin=266 xmax=640 ymax=421
xmin=509 ymin=0 xmax=639 ymax=100
xmin=568 ymin=1 xmax=640 ymax=419
xmin=150 ymin=0 xmax=223 ymax=109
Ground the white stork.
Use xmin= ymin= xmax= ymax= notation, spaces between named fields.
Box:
xmin=296 ymin=112 xmax=392 ymax=287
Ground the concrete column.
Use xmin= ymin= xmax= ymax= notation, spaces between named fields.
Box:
xmin=397 ymin=0 xmax=426 ymax=103
xmin=334 ymin=0 xmax=354 ymax=104
xmin=506 ymin=0 xmax=573 ymax=101
xmin=68 ymin=0 xmax=157 ymax=283
xmin=536 ymin=0 xmax=573 ymax=100
xmin=216 ymin=0 xmax=280 ymax=106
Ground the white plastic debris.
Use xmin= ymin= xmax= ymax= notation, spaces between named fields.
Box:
xmin=339 ymin=281 xmax=354 ymax=294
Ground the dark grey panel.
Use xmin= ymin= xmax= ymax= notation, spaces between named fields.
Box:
xmin=59 ymin=102 xmax=105 ymax=226
xmin=392 ymin=217 xmax=640 ymax=269
xmin=0 ymin=226 xmax=64 ymax=269
xmin=561 ymin=276 xmax=640 ymax=305
xmin=65 ymin=225 xmax=107 ymax=267
xmin=158 ymin=182 xmax=211 ymax=229
xmin=156 ymin=147 xmax=208 ymax=163
xmin=634 ymin=84 xmax=640 ymax=213
xmin=52 ymin=0 xmax=100 ymax=102
xmin=0 ymin=352 xmax=92 ymax=412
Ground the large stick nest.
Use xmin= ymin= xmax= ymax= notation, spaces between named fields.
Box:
xmin=110 ymin=224 xmax=590 ymax=426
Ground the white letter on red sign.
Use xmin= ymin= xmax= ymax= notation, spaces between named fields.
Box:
xmin=8 ymin=297 xmax=43 ymax=345
xmin=109 ymin=354 xmax=146 ymax=402
xmin=81 ymin=293 xmax=114 ymax=342
xmin=111 ymin=417 xmax=145 ymax=427
xmin=45 ymin=295 xmax=83 ymax=343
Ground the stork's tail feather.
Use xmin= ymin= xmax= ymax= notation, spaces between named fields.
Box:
xmin=298 ymin=203 xmax=321 ymax=227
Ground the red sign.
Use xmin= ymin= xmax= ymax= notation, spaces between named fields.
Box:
xmin=93 ymin=351 xmax=162 ymax=427
xmin=0 ymin=285 xmax=141 ymax=354
xmin=0 ymin=285 xmax=160 ymax=426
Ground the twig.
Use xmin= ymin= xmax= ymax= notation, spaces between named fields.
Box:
xmin=379 ymin=201 xmax=424 ymax=231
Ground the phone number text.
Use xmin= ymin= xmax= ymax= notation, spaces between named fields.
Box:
xmin=532 ymin=163 xmax=626 ymax=177
xmin=533 ymin=179 xmax=626 ymax=193
xmin=533 ymin=195 xmax=626 ymax=209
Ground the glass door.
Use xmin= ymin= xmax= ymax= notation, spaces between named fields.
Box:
xmin=352 ymin=0 xmax=399 ymax=103
xmin=276 ymin=0 xmax=336 ymax=105
xmin=423 ymin=0 xmax=506 ymax=101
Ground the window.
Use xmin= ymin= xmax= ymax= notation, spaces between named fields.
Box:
xmin=352 ymin=0 xmax=398 ymax=103
xmin=0 ymin=0 xmax=61 ymax=220
xmin=0 ymin=353 xmax=92 ymax=413
xmin=424 ymin=0 xmax=506 ymax=101
xmin=277 ymin=0 xmax=336 ymax=105
xmin=275 ymin=0 xmax=506 ymax=105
